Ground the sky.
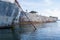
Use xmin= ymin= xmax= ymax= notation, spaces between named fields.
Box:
xmin=18 ymin=0 xmax=60 ymax=19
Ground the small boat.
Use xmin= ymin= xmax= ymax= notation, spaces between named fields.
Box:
xmin=0 ymin=0 xmax=20 ymax=27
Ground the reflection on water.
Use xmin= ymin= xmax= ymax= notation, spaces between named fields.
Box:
xmin=20 ymin=21 xmax=60 ymax=40
xmin=0 ymin=29 xmax=14 ymax=40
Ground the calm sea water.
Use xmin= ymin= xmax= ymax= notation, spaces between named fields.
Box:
xmin=0 ymin=21 xmax=60 ymax=40
xmin=20 ymin=21 xmax=60 ymax=40
xmin=0 ymin=29 xmax=14 ymax=40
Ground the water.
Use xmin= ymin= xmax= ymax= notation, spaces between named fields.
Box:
xmin=20 ymin=21 xmax=60 ymax=40
xmin=0 ymin=29 xmax=14 ymax=40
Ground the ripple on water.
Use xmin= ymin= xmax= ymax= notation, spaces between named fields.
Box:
xmin=20 ymin=21 xmax=60 ymax=40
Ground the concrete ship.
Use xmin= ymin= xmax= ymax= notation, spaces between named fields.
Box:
xmin=20 ymin=11 xmax=58 ymax=24
xmin=0 ymin=0 xmax=23 ymax=27
xmin=0 ymin=0 xmax=23 ymax=40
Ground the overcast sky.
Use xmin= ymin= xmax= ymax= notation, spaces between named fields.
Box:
xmin=18 ymin=0 xmax=60 ymax=19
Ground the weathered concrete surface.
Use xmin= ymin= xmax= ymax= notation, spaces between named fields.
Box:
xmin=20 ymin=12 xmax=58 ymax=24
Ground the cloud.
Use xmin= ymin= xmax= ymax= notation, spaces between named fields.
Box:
xmin=18 ymin=0 xmax=60 ymax=19
xmin=17 ymin=0 xmax=54 ymax=12
xmin=40 ymin=8 xmax=60 ymax=19
xmin=19 ymin=0 xmax=53 ymax=10
xmin=44 ymin=0 xmax=53 ymax=5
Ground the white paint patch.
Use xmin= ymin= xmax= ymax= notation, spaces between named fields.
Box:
xmin=1 ymin=0 xmax=15 ymax=3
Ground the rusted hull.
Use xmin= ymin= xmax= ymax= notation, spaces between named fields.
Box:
xmin=20 ymin=21 xmax=57 ymax=25
xmin=20 ymin=21 xmax=43 ymax=25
